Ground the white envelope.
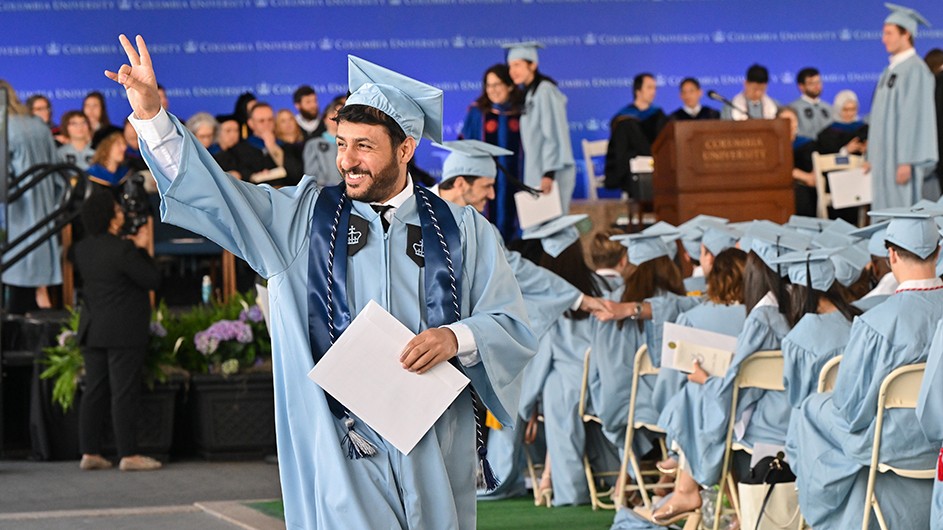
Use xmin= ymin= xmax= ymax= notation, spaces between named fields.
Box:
xmin=308 ymin=300 xmax=470 ymax=455
xmin=630 ymin=156 xmax=654 ymax=174
xmin=661 ymin=322 xmax=737 ymax=377
xmin=515 ymin=181 xmax=562 ymax=229
xmin=827 ymin=167 xmax=871 ymax=209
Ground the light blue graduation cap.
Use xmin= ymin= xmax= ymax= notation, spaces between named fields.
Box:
xmin=434 ymin=140 xmax=513 ymax=182
xmin=822 ymin=218 xmax=858 ymax=236
xmin=937 ymin=228 xmax=943 ymax=277
xmin=746 ymin=224 xmax=811 ymax=275
xmin=830 ymin=243 xmax=871 ymax=287
xmin=812 ymin=230 xmax=855 ymax=250
xmin=771 ymin=249 xmax=837 ymax=292
xmin=702 ymin=224 xmax=742 ymax=256
xmin=346 ymin=55 xmax=443 ymax=144
xmin=884 ymin=2 xmax=931 ymax=36
xmin=868 ymin=206 xmax=943 ymax=259
xmin=642 ymin=221 xmax=681 ymax=260
xmin=522 ymin=214 xmax=589 ymax=258
xmin=678 ymin=215 xmax=728 ymax=258
xmin=502 ymin=41 xmax=543 ymax=63
xmin=849 ymin=220 xmax=891 ymax=258
xmin=610 ymin=232 xmax=674 ymax=266
xmin=786 ymin=215 xmax=831 ymax=235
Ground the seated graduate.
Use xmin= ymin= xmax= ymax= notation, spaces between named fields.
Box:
xmin=516 ymin=214 xmax=610 ymax=507
xmin=668 ymin=77 xmax=720 ymax=121
xmin=589 ymin=229 xmax=630 ymax=294
xmin=849 ymin=221 xmax=900 ymax=311
xmin=433 ymin=141 xmax=606 ymax=501
xmin=604 ymin=73 xmax=667 ymax=192
xmin=677 ymin=215 xmax=731 ymax=295
xmin=790 ymin=206 xmax=943 ymax=530
xmin=916 ymin=321 xmax=943 ymax=529
xmin=816 ymin=89 xmax=868 ymax=156
xmin=652 ymin=224 xmax=806 ymax=525
xmin=114 ymin=37 xmax=536 ymax=528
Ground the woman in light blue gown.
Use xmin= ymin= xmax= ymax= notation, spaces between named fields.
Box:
xmin=917 ymin=321 xmax=943 ymax=530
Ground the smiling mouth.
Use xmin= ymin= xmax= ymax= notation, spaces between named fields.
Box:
xmin=345 ymin=172 xmax=368 ymax=182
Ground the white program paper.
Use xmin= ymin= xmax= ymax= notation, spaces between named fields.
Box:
xmin=661 ymin=322 xmax=737 ymax=377
xmin=308 ymin=300 xmax=470 ymax=455
xmin=630 ymin=155 xmax=654 ymax=174
xmin=827 ymin=167 xmax=871 ymax=209
xmin=515 ymin=181 xmax=562 ymax=229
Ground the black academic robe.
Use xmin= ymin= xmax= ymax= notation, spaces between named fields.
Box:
xmin=604 ymin=109 xmax=667 ymax=191
xmin=669 ymin=106 xmax=721 ymax=121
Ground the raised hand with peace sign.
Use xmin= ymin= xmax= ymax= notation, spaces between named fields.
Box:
xmin=104 ymin=34 xmax=161 ymax=121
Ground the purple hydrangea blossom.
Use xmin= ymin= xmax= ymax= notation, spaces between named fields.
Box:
xmin=239 ymin=305 xmax=264 ymax=323
xmin=150 ymin=321 xmax=167 ymax=337
xmin=194 ymin=319 xmax=253 ymax=356
xmin=57 ymin=330 xmax=76 ymax=347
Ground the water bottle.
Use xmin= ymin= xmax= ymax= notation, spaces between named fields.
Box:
xmin=201 ymin=275 xmax=212 ymax=304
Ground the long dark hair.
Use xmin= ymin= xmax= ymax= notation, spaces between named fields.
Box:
xmin=618 ymin=255 xmax=684 ymax=330
xmin=744 ymin=251 xmax=790 ymax=315
xmin=538 ymin=242 xmax=601 ymax=320
xmin=524 ymin=62 xmax=558 ymax=96
xmin=787 ymin=280 xmax=862 ymax=328
xmin=474 ymin=64 xmax=524 ymax=111
xmin=83 ymin=91 xmax=110 ymax=128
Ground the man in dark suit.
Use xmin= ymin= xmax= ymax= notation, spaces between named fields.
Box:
xmin=669 ymin=77 xmax=721 ymax=121
xmin=72 ymin=191 xmax=162 ymax=471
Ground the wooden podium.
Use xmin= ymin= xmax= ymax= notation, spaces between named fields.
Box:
xmin=651 ymin=119 xmax=794 ymax=224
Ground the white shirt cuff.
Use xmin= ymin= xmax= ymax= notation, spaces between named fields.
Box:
xmin=443 ymin=323 xmax=480 ymax=367
xmin=570 ymin=293 xmax=584 ymax=312
xmin=129 ymin=107 xmax=175 ymax=145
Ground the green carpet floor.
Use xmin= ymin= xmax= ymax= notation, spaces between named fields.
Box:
xmin=246 ymin=497 xmax=616 ymax=529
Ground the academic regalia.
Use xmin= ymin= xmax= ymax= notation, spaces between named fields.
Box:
xmin=520 ymin=80 xmax=576 ymax=213
xmin=790 ymin=285 xmax=943 ymax=529
xmin=722 ymin=93 xmax=778 ymax=120
xmin=658 ymin=296 xmax=790 ymax=486
xmin=138 ymin=104 xmax=536 ymax=528
xmin=793 ymin=136 xmax=818 ymax=218
xmin=647 ymin=292 xmax=700 ymax=415
xmin=86 ymin=163 xmax=129 ymax=189
xmin=668 ymin=105 xmax=720 ymax=121
xmin=869 ymin=51 xmax=938 ymax=209
xmin=816 ymin=120 xmax=868 ymax=155
xmin=3 ymin=115 xmax=62 ymax=288
xmin=57 ymin=143 xmax=94 ymax=170
xmin=301 ymin=132 xmax=342 ymax=187
xmin=789 ymin=97 xmax=833 ymax=139
xmin=460 ymin=103 xmax=524 ymax=242
xmin=916 ymin=321 xmax=943 ymax=529
xmin=604 ymin=104 xmax=667 ymax=192
xmin=683 ymin=275 xmax=706 ymax=294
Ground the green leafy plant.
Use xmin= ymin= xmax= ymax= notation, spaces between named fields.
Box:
xmin=39 ymin=309 xmax=84 ymax=412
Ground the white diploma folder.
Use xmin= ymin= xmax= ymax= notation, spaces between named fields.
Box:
xmin=661 ymin=322 xmax=738 ymax=377
xmin=515 ymin=181 xmax=562 ymax=230
xmin=308 ymin=300 xmax=470 ymax=455
xmin=827 ymin=167 xmax=872 ymax=209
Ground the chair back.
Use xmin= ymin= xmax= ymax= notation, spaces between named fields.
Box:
xmin=817 ymin=354 xmax=843 ymax=393
xmin=735 ymin=350 xmax=785 ymax=391
xmin=878 ymin=363 xmax=926 ymax=410
xmin=581 ymin=138 xmax=609 ymax=201
xmin=811 ymin=152 xmax=864 ymax=219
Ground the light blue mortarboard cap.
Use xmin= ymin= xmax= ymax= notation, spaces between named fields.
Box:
xmin=502 ymin=41 xmax=543 ymax=63
xmin=849 ymin=220 xmax=891 ymax=257
xmin=884 ymin=2 xmax=931 ymax=36
xmin=868 ymin=206 xmax=943 ymax=259
xmin=678 ymin=215 xmax=728 ymax=258
xmin=611 ymin=232 xmax=673 ymax=266
xmin=434 ymin=140 xmax=513 ymax=182
xmin=702 ymin=224 xmax=742 ymax=256
xmin=346 ymin=55 xmax=443 ymax=144
xmin=812 ymin=230 xmax=855 ymax=250
xmin=831 ymin=243 xmax=870 ymax=287
xmin=787 ymin=215 xmax=830 ymax=235
xmin=522 ymin=214 xmax=589 ymax=258
xmin=643 ymin=221 xmax=681 ymax=260
xmin=747 ymin=224 xmax=811 ymax=275
xmin=823 ymin=218 xmax=858 ymax=236
xmin=937 ymin=229 xmax=943 ymax=277
xmin=771 ymin=249 xmax=838 ymax=292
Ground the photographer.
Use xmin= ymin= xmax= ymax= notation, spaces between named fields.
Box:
xmin=86 ymin=131 xmax=152 ymax=236
xmin=72 ymin=191 xmax=162 ymax=471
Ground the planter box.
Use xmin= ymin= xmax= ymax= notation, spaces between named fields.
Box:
xmin=188 ymin=372 xmax=276 ymax=460
xmin=102 ymin=376 xmax=182 ymax=461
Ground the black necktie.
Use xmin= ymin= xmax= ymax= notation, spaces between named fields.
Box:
xmin=371 ymin=204 xmax=393 ymax=233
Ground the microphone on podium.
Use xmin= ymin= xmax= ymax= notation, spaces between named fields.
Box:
xmin=707 ymin=90 xmax=752 ymax=119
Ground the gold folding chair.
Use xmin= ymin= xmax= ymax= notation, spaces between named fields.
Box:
xmin=817 ymin=354 xmax=843 ymax=393
xmin=713 ymin=350 xmax=786 ymax=530
xmin=862 ymin=363 xmax=934 ymax=530
xmin=577 ymin=347 xmax=622 ymax=510
xmin=614 ymin=345 xmax=673 ymax=510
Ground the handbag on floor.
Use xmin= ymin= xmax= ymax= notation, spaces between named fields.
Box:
xmin=737 ymin=451 xmax=801 ymax=530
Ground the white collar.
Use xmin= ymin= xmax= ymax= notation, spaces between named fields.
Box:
xmin=371 ymin=175 xmax=414 ymax=210
xmin=801 ymin=94 xmax=821 ymax=105
xmin=595 ymin=268 xmax=621 ymax=278
xmin=889 ymin=47 xmax=917 ymax=70
xmin=895 ymin=277 xmax=943 ymax=293
xmin=861 ymin=272 xmax=899 ymax=299
xmin=754 ymin=290 xmax=778 ymax=309
xmin=683 ymin=104 xmax=702 ymax=116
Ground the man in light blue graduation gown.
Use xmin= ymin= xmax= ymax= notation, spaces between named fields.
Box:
xmin=433 ymin=140 xmax=603 ymax=500
xmin=504 ymin=42 xmax=576 ymax=213
xmin=917 ymin=321 xmax=943 ymax=530
xmin=791 ymin=206 xmax=943 ymax=529
xmin=110 ymin=35 xmax=536 ymax=529
xmin=869 ymin=3 xmax=939 ymax=209
xmin=2 ymin=82 xmax=63 ymax=311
